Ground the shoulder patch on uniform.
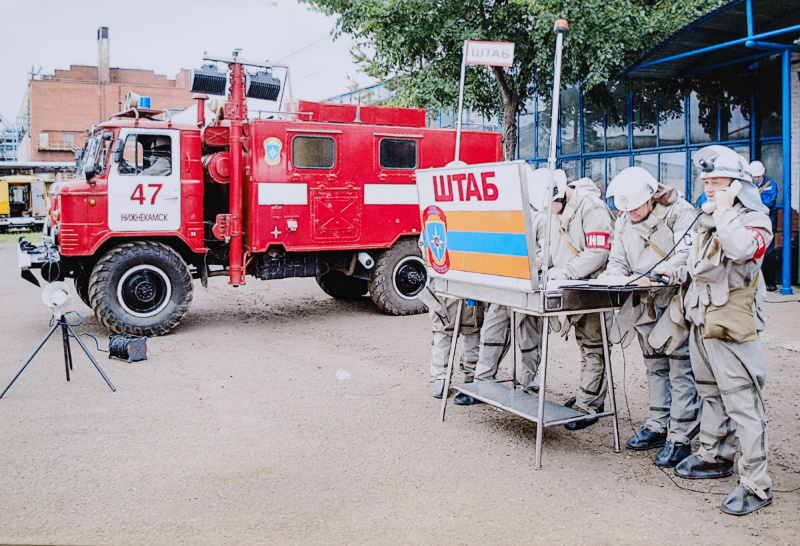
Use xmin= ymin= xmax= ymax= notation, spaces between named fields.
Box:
xmin=746 ymin=227 xmax=767 ymax=262
xmin=585 ymin=232 xmax=611 ymax=249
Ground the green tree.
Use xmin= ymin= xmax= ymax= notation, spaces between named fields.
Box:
xmin=303 ymin=0 xmax=723 ymax=160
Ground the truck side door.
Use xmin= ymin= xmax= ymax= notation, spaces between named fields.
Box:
xmin=107 ymin=128 xmax=181 ymax=232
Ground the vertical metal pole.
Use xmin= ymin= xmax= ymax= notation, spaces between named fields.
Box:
xmin=510 ymin=310 xmax=517 ymax=388
xmin=780 ymin=49 xmax=793 ymax=295
xmin=228 ymin=61 xmax=247 ymax=286
xmin=61 ymin=320 xmax=72 ymax=381
xmin=540 ymin=20 xmax=568 ymax=297
xmin=454 ymin=41 xmax=468 ymax=163
xmin=534 ymin=315 xmax=550 ymax=469
xmin=599 ymin=312 xmax=620 ymax=452
xmin=439 ymin=299 xmax=463 ymax=422
xmin=746 ymin=0 xmax=755 ymax=37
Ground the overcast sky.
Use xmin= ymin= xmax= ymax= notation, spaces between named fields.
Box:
xmin=0 ymin=0 xmax=376 ymax=120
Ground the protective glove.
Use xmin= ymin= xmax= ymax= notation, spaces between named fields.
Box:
xmin=547 ymin=268 xmax=568 ymax=280
xmin=714 ymin=186 xmax=736 ymax=210
xmin=653 ymin=264 xmax=676 ymax=284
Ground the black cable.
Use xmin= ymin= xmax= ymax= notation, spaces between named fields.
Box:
xmin=624 ymin=211 xmax=703 ymax=286
xmin=607 ymin=288 xmax=728 ymax=496
xmin=62 ymin=311 xmax=109 ymax=353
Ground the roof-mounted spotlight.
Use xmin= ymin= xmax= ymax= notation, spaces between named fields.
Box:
xmin=245 ymin=68 xmax=282 ymax=101
xmin=190 ymin=64 xmax=228 ymax=96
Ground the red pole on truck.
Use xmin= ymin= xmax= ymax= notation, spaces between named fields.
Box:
xmin=227 ymin=62 xmax=246 ymax=285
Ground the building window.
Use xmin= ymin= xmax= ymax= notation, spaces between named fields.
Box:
xmin=39 ymin=133 xmax=49 ymax=147
xmin=633 ymin=90 xmax=657 ymax=149
xmin=606 ymin=84 xmax=629 ymax=152
xmin=64 ymin=133 xmax=75 ymax=144
xmin=292 ymin=136 xmax=336 ymax=169
xmin=690 ymin=91 xmax=719 ymax=144
xmin=659 ymin=152 xmax=686 ymax=195
xmin=658 ymin=91 xmax=685 ymax=147
xmin=560 ymin=86 xmax=580 ymax=155
xmin=536 ymin=96 xmax=551 ymax=159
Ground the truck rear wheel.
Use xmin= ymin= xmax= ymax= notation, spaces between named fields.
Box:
xmin=88 ymin=241 xmax=193 ymax=336
xmin=316 ymin=271 xmax=368 ymax=300
xmin=369 ymin=238 xmax=427 ymax=315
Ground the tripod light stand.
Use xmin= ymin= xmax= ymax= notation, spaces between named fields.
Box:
xmin=0 ymin=282 xmax=115 ymax=399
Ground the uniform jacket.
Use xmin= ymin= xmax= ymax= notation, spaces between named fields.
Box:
xmin=605 ymin=189 xmax=696 ymax=278
xmin=681 ymin=203 xmax=773 ymax=329
xmin=548 ymin=177 xmax=615 ymax=279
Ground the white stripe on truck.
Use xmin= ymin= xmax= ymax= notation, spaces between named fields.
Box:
xmin=364 ymin=184 xmax=419 ymax=205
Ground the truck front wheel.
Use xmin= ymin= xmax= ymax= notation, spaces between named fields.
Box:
xmin=369 ymin=238 xmax=427 ymax=315
xmin=88 ymin=241 xmax=193 ymax=336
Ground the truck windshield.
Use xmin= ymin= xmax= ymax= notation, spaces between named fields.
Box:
xmin=78 ymin=132 xmax=112 ymax=176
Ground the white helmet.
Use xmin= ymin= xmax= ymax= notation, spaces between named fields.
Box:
xmin=694 ymin=145 xmax=752 ymax=183
xmin=607 ymin=167 xmax=658 ymax=211
xmin=526 ymin=166 xmax=567 ymax=211
xmin=749 ymin=160 xmax=765 ymax=177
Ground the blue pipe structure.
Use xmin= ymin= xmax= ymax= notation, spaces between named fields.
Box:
xmin=633 ymin=23 xmax=800 ymax=71
xmin=742 ymin=40 xmax=795 ymax=294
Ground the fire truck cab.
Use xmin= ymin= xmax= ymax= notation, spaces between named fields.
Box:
xmin=19 ymin=54 xmax=502 ymax=336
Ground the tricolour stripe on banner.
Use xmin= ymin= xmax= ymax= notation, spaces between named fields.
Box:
xmin=445 ymin=210 xmax=525 ymax=234
xmin=447 ymin=231 xmax=528 ymax=256
xmin=258 ymin=183 xmax=308 ymax=205
xmin=448 ymin=251 xmax=531 ymax=280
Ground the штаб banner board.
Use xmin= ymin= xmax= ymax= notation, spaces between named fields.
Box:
xmin=415 ymin=160 xmax=542 ymax=294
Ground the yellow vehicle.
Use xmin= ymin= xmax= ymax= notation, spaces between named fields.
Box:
xmin=0 ymin=175 xmax=48 ymax=233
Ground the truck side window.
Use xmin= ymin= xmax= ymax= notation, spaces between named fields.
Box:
xmin=379 ymin=139 xmax=418 ymax=170
xmin=292 ymin=136 xmax=335 ymax=169
xmin=118 ymin=134 xmax=172 ymax=176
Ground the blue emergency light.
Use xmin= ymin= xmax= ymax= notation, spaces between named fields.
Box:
xmin=138 ymin=96 xmax=151 ymax=108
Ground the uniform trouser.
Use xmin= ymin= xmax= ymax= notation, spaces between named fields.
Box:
xmin=572 ymin=312 xmax=609 ymax=415
xmin=639 ymin=330 xmax=701 ymax=445
xmin=689 ymin=326 xmax=772 ymax=499
xmin=429 ymin=298 xmax=484 ymax=380
xmin=474 ymin=304 xmax=542 ymax=387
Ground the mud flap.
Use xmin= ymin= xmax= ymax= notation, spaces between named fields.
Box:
xmin=21 ymin=268 xmax=40 ymax=287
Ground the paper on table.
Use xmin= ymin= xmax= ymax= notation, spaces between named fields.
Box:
xmin=586 ymin=275 xmax=639 ymax=286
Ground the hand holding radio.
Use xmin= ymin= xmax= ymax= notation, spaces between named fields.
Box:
xmin=701 ymin=180 xmax=742 ymax=213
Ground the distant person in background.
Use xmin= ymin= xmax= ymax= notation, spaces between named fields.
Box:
xmin=750 ymin=161 xmax=778 ymax=291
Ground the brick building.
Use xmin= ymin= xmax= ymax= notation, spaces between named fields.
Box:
xmin=18 ymin=27 xmax=195 ymax=163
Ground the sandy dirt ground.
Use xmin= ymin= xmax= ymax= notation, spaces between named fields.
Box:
xmin=0 ymin=243 xmax=798 ymax=545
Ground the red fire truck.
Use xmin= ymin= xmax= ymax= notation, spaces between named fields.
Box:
xmin=18 ymin=53 xmax=501 ymax=335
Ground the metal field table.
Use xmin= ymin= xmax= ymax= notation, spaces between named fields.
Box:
xmin=435 ymin=280 xmax=679 ymax=469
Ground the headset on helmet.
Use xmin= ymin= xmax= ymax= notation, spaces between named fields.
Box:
xmin=694 ymin=145 xmax=752 ymax=183
xmin=607 ymin=167 xmax=658 ymax=212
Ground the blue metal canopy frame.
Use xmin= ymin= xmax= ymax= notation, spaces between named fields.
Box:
xmin=625 ymin=0 xmax=800 ymax=294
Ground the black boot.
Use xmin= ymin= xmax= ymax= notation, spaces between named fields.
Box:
xmin=674 ymin=454 xmax=733 ymax=480
xmin=654 ymin=441 xmax=692 ymax=468
xmin=626 ymin=427 xmax=667 ymax=451
xmin=721 ymin=484 xmax=773 ymax=516
xmin=454 ymin=393 xmax=483 ymax=405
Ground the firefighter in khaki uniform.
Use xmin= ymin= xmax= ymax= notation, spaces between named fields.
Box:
xmin=417 ymin=276 xmax=485 ymax=399
xmin=455 ymin=170 xmax=562 ymax=406
xmin=546 ymin=176 xmax=615 ymax=429
xmin=599 ymin=167 xmax=701 ymax=468
xmin=657 ymin=145 xmax=773 ymax=516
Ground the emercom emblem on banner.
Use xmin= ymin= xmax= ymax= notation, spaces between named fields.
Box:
xmin=422 ymin=205 xmax=450 ymax=274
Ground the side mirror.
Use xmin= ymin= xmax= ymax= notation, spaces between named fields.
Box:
xmin=112 ymin=138 xmax=124 ymax=163
xmin=74 ymin=149 xmax=82 ymax=163
xmin=84 ymin=164 xmax=97 ymax=181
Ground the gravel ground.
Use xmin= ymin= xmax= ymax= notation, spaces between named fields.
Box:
xmin=0 ymin=243 xmax=798 ymax=545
